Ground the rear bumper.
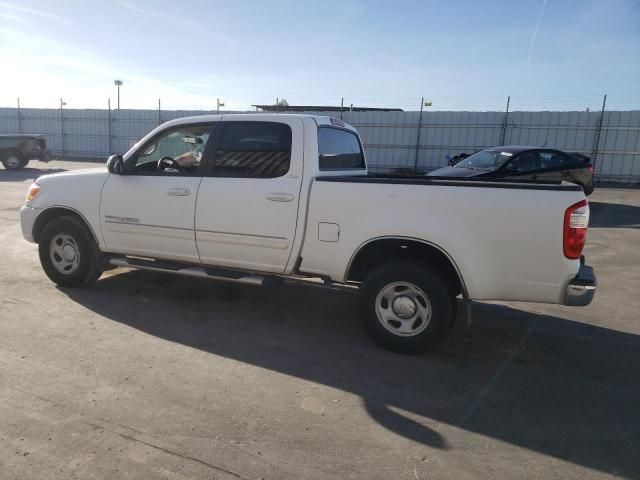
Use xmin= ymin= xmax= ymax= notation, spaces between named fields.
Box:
xmin=564 ymin=260 xmax=597 ymax=306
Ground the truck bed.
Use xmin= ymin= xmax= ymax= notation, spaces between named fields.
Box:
xmin=300 ymin=173 xmax=586 ymax=304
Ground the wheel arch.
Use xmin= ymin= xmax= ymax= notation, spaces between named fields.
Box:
xmin=345 ymin=236 xmax=468 ymax=298
xmin=33 ymin=206 xmax=100 ymax=246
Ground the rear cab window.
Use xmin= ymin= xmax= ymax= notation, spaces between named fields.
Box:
xmin=318 ymin=127 xmax=365 ymax=171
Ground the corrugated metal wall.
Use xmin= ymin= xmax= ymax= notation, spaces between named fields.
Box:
xmin=1 ymin=108 xmax=638 ymax=182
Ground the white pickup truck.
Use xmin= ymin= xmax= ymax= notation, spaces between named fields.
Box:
xmin=20 ymin=114 xmax=596 ymax=353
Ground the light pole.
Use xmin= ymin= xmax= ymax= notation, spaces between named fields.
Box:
xmin=216 ymin=98 xmax=224 ymax=114
xmin=114 ymin=80 xmax=123 ymax=109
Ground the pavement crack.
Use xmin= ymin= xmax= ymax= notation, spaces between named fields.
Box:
xmin=85 ymin=422 xmax=250 ymax=480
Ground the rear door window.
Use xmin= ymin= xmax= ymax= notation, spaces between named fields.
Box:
xmin=539 ymin=150 xmax=580 ymax=169
xmin=210 ymin=122 xmax=292 ymax=178
xmin=318 ymin=128 xmax=365 ymax=170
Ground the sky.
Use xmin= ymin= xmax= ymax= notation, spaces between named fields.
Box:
xmin=1 ymin=0 xmax=639 ymax=111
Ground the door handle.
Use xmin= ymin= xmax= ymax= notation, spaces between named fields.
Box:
xmin=531 ymin=175 xmax=538 ymax=180
xmin=265 ymin=192 xmax=294 ymax=202
xmin=167 ymin=187 xmax=191 ymax=196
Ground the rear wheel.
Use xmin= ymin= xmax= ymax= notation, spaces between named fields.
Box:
xmin=38 ymin=216 xmax=103 ymax=287
xmin=360 ymin=263 xmax=455 ymax=354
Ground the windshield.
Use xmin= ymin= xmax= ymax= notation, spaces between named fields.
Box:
xmin=456 ymin=150 xmax=513 ymax=170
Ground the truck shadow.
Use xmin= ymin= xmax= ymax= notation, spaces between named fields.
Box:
xmin=62 ymin=271 xmax=639 ymax=478
xmin=589 ymin=201 xmax=640 ymax=229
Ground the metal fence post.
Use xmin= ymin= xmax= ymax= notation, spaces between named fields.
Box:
xmin=16 ymin=97 xmax=22 ymax=133
xmin=59 ymin=98 xmax=65 ymax=157
xmin=107 ymin=98 xmax=112 ymax=155
xmin=500 ymin=96 xmax=510 ymax=145
xmin=414 ymin=97 xmax=424 ymax=174
xmin=158 ymin=98 xmax=162 ymax=125
xmin=592 ymin=94 xmax=607 ymax=175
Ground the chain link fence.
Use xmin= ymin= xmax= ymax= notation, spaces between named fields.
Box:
xmin=1 ymin=98 xmax=639 ymax=183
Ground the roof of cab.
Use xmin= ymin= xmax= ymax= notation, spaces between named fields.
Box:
xmin=159 ymin=113 xmax=358 ymax=132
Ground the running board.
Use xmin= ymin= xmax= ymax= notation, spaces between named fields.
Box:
xmin=107 ymin=256 xmax=265 ymax=286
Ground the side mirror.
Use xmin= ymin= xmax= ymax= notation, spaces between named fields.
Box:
xmin=106 ymin=154 xmax=124 ymax=174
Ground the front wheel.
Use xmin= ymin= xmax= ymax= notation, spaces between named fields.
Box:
xmin=360 ymin=263 xmax=455 ymax=354
xmin=38 ymin=216 xmax=103 ymax=287
xmin=1 ymin=152 xmax=26 ymax=170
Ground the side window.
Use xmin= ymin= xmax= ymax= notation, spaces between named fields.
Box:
xmin=318 ymin=128 xmax=365 ymax=170
xmin=211 ymin=122 xmax=292 ymax=178
xmin=539 ymin=151 xmax=576 ymax=169
xmin=508 ymin=151 xmax=539 ymax=173
xmin=129 ymin=125 xmax=212 ymax=174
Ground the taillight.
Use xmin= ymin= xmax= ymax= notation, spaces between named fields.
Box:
xmin=563 ymin=199 xmax=589 ymax=259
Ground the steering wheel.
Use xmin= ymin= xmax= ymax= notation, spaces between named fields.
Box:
xmin=157 ymin=156 xmax=181 ymax=172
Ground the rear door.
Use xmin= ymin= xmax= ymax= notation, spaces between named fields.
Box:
xmin=195 ymin=118 xmax=304 ymax=273
xmin=100 ymin=123 xmax=215 ymax=263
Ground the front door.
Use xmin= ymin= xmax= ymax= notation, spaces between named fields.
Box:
xmin=100 ymin=123 xmax=215 ymax=263
xmin=195 ymin=118 xmax=304 ymax=273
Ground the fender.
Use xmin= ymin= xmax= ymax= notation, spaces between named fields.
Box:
xmin=33 ymin=205 xmax=101 ymax=246
xmin=344 ymin=235 xmax=469 ymax=298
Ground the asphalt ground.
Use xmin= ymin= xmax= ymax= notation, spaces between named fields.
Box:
xmin=1 ymin=160 xmax=639 ymax=479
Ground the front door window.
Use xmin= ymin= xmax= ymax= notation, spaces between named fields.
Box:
xmin=128 ymin=125 xmax=212 ymax=175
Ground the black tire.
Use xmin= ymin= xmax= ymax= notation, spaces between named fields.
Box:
xmin=38 ymin=216 xmax=103 ymax=287
xmin=360 ymin=263 xmax=455 ymax=354
xmin=1 ymin=152 xmax=26 ymax=170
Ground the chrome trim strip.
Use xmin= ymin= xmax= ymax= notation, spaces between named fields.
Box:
xmin=196 ymin=229 xmax=287 ymax=240
xmin=104 ymin=220 xmax=192 ymax=231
